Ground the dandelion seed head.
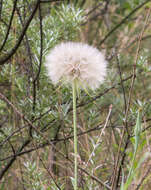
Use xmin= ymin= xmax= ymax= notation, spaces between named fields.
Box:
xmin=45 ymin=42 xmax=107 ymax=89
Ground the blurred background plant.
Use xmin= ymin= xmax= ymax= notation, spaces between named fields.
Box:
xmin=0 ymin=0 xmax=151 ymax=189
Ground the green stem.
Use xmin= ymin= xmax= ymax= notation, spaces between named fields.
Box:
xmin=72 ymin=80 xmax=78 ymax=190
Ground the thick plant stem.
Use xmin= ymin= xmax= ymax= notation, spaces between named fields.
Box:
xmin=72 ymin=80 xmax=78 ymax=190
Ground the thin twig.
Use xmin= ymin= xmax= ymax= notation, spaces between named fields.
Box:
xmin=116 ymin=54 xmax=127 ymax=114
xmin=99 ymin=0 xmax=150 ymax=46
xmin=85 ymin=104 xmax=112 ymax=168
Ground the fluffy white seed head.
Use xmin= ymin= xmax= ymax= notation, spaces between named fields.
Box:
xmin=45 ymin=42 xmax=107 ymax=89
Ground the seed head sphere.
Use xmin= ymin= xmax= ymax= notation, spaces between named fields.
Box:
xmin=45 ymin=42 xmax=107 ymax=89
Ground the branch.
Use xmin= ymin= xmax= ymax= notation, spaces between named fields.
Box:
xmin=99 ymin=0 xmax=150 ymax=46
xmin=75 ymin=74 xmax=133 ymax=110
xmin=0 ymin=0 xmax=3 ymax=19
xmin=32 ymin=3 xmax=43 ymax=112
xmin=0 ymin=0 xmax=41 ymax=65
xmin=0 ymin=139 xmax=31 ymax=180
xmin=0 ymin=0 xmax=18 ymax=52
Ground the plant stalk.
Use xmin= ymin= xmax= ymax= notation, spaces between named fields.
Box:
xmin=72 ymin=80 xmax=78 ymax=190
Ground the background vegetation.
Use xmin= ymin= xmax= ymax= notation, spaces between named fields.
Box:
xmin=0 ymin=0 xmax=151 ymax=189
